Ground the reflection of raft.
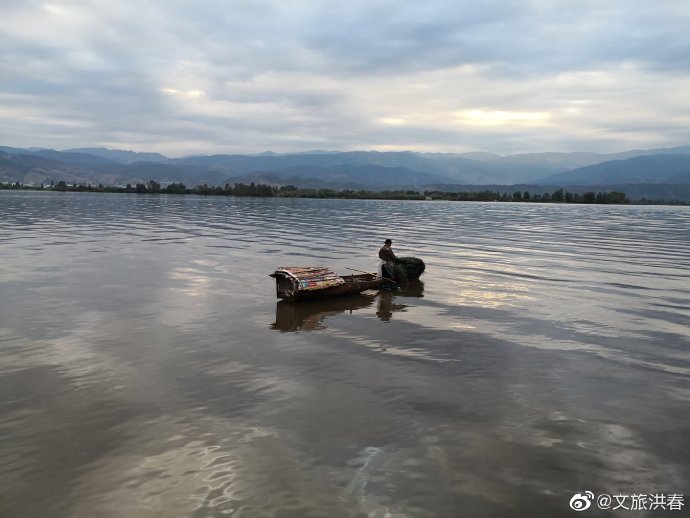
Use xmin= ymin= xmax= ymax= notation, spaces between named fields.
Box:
xmin=270 ymin=266 xmax=383 ymax=301
xmin=272 ymin=294 xmax=375 ymax=331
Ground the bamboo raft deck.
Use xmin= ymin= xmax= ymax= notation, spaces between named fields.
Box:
xmin=270 ymin=268 xmax=383 ymax=301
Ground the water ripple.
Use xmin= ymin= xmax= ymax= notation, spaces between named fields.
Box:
xmin=1 ymin=192 xmax=689 ymax=517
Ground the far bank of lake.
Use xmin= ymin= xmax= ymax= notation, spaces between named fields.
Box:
xmin=3 ymin=180 xmax=683 ymax=204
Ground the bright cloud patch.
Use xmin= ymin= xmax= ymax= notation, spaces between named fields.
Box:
xmin=455 ymin=110 xmax=552 ymax=127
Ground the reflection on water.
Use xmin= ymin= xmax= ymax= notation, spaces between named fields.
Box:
xmin=273 ymin=280 xmax=425 ymax=330
xmin=398 ymin=278 xmax=425 ymax=298
xmin=375 ymin=291 xmax=407 ymax=322
xmin=375 ymin=279 xmax=424 ymax=322
xmin=1 ymin=192 xmax=689 ymax=518
xmin=272 ymin=294 xmax=377 ymax=332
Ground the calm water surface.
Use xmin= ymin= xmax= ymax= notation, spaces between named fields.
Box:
xmin=1 ymin=192 xmax=689 ymax=517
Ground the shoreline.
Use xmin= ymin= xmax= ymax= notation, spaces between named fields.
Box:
xmin=1 ymin=181 xmax=687 ymax=206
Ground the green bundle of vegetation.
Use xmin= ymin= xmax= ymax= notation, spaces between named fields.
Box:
xmin=393 ymin=257 xmax=426 ymax=282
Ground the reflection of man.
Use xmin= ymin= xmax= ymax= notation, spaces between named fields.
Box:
xmin=378 ymin=239 xmax=396 ymax=284
xmin=376 ymin=291 xmax=393 ymax=322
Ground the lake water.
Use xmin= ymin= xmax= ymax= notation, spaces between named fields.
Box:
xmin=1 ymin=191 xmax=689 ymax=517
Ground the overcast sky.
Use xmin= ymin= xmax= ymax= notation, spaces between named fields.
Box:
xmin=1 ymin=1 xmax=689 ymax=156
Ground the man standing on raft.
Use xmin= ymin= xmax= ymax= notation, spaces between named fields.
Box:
xmin=378 ymin=239 xmax=396 ymax=286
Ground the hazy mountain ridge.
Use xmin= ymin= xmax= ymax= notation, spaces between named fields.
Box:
xmin=536 ymin=154 xmax=690 ymax=185
xmin=0 ymin=150 xmax=118 ymax=185
xmin=2 ymin=145 xmax=690 ymax=199
xmin=223 ymin=165 xmax=452 ymax=188
xmin=64 ymin=148 xmax=170 ymax=164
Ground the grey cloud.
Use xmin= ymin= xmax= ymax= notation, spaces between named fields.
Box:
xmin=296 ymin=1 xmax=690 ymax=77
xmin=1 ymin=0 xmax=689 ymax=154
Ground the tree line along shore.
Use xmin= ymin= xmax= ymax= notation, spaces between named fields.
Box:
xmin=1 ymin=180 xmax=686 ymax=205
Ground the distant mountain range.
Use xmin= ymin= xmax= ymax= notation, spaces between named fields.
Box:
xmin=535 ymin=154 xmax=690 ymax=185
xmin=1 ymin=144 xmax=689 ymax=200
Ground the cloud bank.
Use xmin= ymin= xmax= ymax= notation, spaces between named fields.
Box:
xmin=1 ymin=0 xmax=689 ymax=155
